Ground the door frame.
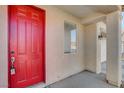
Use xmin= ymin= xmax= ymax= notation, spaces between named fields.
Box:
xmin=8 ymin=5 xmax=46 ymax=88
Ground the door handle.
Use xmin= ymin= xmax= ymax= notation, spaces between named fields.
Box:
xmin=10 ymin=56 xmax=16 ymax=75
xmin=11 ymin=56 xmax=15 ymax=64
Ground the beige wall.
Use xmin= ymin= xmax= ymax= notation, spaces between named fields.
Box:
xmin=106 ymin=11 xmax=122 ymax=87
xmin=84 ymin=21 xmax=107 ymax=74
xmin=0 ymin=5 xmax=85 ymax=87
xmin=84 ymin=23 xmax=97 ymax=73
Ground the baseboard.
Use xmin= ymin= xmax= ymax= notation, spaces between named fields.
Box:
xmin=84 ymin=68 xmax=97 ymax=73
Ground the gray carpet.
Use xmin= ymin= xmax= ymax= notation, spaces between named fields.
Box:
xmin=47 ymin=71 xmax=116 ymax=88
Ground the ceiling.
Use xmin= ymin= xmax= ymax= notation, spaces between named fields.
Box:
xmin=56 ymin=5 xmax=119 ymax=19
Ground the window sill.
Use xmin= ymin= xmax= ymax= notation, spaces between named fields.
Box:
xmin=64 ymin=52 xmax=76 ymax=55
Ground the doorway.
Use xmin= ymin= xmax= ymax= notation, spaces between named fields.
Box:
xmin=8 ymin=5 xmax=45 ymax=88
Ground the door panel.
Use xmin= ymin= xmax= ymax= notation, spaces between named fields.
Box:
xmin=17 ymin=60 xmax=27 ymax=82
xmin=17 ymin=17 xmax=26 ymax=54
xmin=9 ymin=5 xmax=45 ymax=88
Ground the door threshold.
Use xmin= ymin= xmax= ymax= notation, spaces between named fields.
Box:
xmin=27 ymin=82 xmax=47 ymax=88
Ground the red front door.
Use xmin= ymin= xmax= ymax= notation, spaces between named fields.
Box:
xmin=8 ymin=5 xmax=45 ymax=88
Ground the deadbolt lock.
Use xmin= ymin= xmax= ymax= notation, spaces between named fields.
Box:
xmin=10 ymin=50 xmax=15 ymax=54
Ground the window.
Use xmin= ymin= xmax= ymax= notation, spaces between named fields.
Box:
xmin=64 ymin=21 xmax=77 ymax=53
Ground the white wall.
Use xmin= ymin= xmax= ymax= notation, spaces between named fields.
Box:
xmin=96 ymin=21 xmax=107 ymax=73
xmin=84 ymin=23 xmax=97 ymax=73
xmin=106 ymin=11 xmax=122 ymax=87
xmin=100 ymin=39 xmax=106 ymax=62
xmin=0 ymin=5 xmax=85 ymax=87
